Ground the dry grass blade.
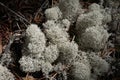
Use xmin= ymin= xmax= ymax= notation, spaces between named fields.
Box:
xmin=0 ymin=2 xmax=31 ymax=25
xmin=34 ymin=0 xmax=49 ymax=18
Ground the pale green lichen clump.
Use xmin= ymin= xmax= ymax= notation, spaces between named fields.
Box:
xmin=43 ymin=20 xmax=69 ymax=44
xmin=19 ymin=56 xmax=44 ymax=72
xmin=88 ymin=52 xmax=110 ymax=76
xmin=79 ymin=26 xmax=109 ymax=50
xmin=43 ymin=20 xmax=79 ymax=64
xmin=57 ymin=41 xmax=78 ymax=63
xmin=76 ymin=4 xmax=104 ymax=34
xmin=23 ymin=24 xmax=46 ymax=55
xmin=19 ymin=24 xmax=58 ymax=73
xmin=59 ymin=0 xmax=80 ymax=22
xmin=45 ymin=6 xmax=62 ymax=20
xmin=88 ymin=3 xmax=101 ymax=11
xmin=43 ymin=44 xmax=59 ymax=63
xmin=70 ymin=62 xmax=91 ymax=80
xmin=0 ymin=64 xmax=15 ymax=80
xmin=18 ymin=2 xmax=111 ymax=80
xmin=76 ymin=3 xmax=110 ymax=51
xmin=88 ymin=52 xmax=110 ymax=80
xmin=0 ymin=1 xmax=112 ymax=80
xmin=76 ymin=11 xmax=104 ymax=34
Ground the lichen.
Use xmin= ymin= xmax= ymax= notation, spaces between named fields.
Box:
xmin=18 ymin=2 xmax=111 ymax=79
xmin=76 ymin=10 xmax=104 ymax=34
xmin=19 ymin=24 xmax=58 ymax=73
xmin=88 ymin=3 xmax=101 ymax=11
xmin=61 ymin=19 xmax=71 ymax=31
xmin=70 ymin=62 xmax=91 ymax=80
xmin=75 ymin=3 xmax=111 ymax=51
xmin=23 ymin=24 xmax=46 ymax=56
xmin=0 ymin=53 xmax=12 ymax=67
xmin=43 ymin=20 xmax=69 ymax=44
xmin=59 ymin=0 xmax=80 ymax=23
xmin=45 ymin=6 xmax=62 ymax=20
xmin=43 ymin=44 xmax=59 ymax=63
xmin=41 ymin=62 xmax=53 ymax=75
xmin=0 ymin=64 xmax=15 ymax=80
xmin=74 ymin=50 xmax=90 ymax=68
xmin=58 ymin=41 xmax=78 ymax=64
xmin=43 ymin=20 xmax=78 ymax=64
xmin=78 ymin=26 xmax=109 ymax=51
xmin=19 ymin=56 xmax=45 ymax=72
xmin=88 ymin=52 xmax=110 ymax=76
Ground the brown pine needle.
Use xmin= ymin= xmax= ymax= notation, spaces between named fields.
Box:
xmin=0 ymin=2 xmax=31 ymax=25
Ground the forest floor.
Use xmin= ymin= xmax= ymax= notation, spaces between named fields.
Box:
xmin=0 ymin=0 xmax=120 ymax=80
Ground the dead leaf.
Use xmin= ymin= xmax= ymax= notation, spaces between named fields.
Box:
xmin=23 ymin=74 xmax=36 ymax=80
